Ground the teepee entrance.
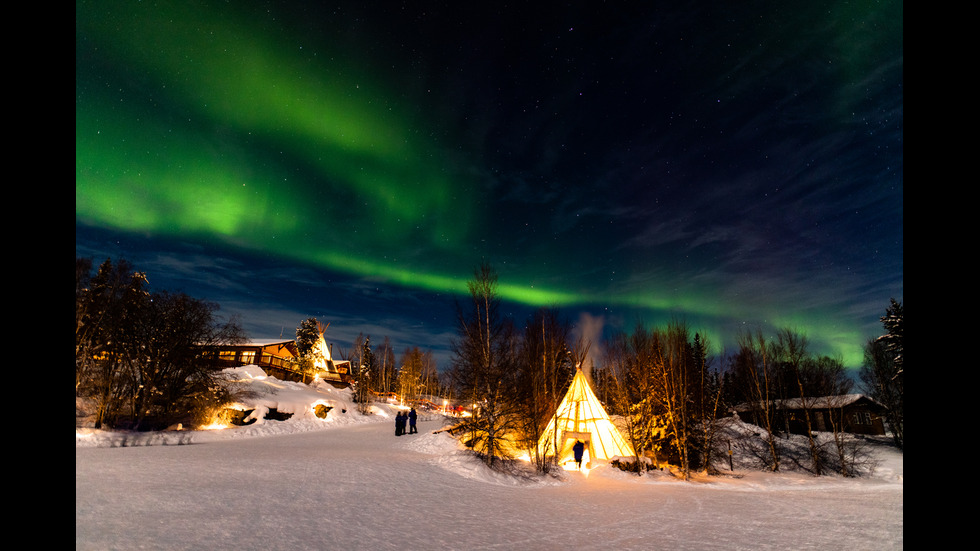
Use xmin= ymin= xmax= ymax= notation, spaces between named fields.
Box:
xmin=538 ymin=368 xmax=635 ymax=468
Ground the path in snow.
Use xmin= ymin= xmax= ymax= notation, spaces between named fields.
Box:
xmin=76 ymin=418 xmax=902 ymax=550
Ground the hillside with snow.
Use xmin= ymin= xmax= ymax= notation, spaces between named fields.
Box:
xmin=76 ymin=366 xmax=903 ymax=550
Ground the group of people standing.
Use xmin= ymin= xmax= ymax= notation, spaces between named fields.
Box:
xmin=395 ymin=408 xmax=417 ymax=436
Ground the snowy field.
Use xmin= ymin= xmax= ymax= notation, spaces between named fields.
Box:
xmin=76 ymin=367 xmax=903 ymax=550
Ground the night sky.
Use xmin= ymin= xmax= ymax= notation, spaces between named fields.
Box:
xmin=75 ymin=1 xmax=903 ymax=370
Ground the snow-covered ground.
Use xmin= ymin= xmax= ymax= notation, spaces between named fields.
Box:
xmin=76 ymin=366 xmax=903 ymax=550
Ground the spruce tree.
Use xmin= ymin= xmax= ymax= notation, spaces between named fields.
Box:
xmin=295 ymin=318 xmax=321 ymax=358
xmin=861 ymin=299 xmax=903 ymax=449
xmin=879 ymin=299 xmax=904 ymax=379
xmin=353 ymin=336 xmax=374 ymax=407
xmin=294 ymin=317 xmax=323 ymax=383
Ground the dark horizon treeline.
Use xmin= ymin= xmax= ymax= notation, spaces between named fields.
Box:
xmin=77 ymin=256 xmax=903 ymax=473
xmin=76 ymin=257 xmax=247 ymax=430
xmin=339 ymin=332 xmax=442 ymax=413
xmin=447 ymin=262 xmax=904 ymax=477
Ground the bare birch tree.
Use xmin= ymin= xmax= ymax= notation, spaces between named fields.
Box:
xmin=398 ymin=346 xmax=428 ymax=404
xmin=599 ymin=325 xmax=658 ymax=473
xmin=513 ymin=307 xmax=573 ymax=473
xmin=735 ymin=329 xmax=781 ymax=471
xmin=774 ymin=328 xmax=823 ymax=475
xmin=375 ymin=337 xmax=396 ymax=395
xmin=448 ymin=262 xmax=518 ymax=468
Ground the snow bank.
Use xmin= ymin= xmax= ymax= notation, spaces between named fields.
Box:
xmin=76 ymin=365 xmax=393 ymax=447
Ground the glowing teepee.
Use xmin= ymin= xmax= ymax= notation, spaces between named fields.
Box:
xmin=538 ymin=368 xmax=635 ymax=467
xmin=311 ymin=322 xmax=334 ymax=371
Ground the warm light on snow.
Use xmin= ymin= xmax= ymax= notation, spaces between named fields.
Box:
xmin=200 ymin=421 xmax=230 ymax=430
xmin=77 ymin=365 xmax=903 ymax=550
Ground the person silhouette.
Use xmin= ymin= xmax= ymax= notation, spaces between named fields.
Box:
xmin=395 ymin=411 xmax=406 ymax=436
xmin=573 ymin=440 xmax=585 ymax=469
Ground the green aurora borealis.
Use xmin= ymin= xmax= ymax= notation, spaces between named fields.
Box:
xmin=76 ymin=1 xmax=903 ymax=368
xmin=76 ymin=1 xmax=473 ymax=266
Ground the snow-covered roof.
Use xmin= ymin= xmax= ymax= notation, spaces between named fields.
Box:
xmin=733 ymin=394 xmax=883 ymax=412
xmin=231 ymin=339 xmax=295 ymax=347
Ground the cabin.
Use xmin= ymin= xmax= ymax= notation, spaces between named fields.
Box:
xmin=205 ymin=337 xmax=352 ymax=386
xmin=733 ymin=394 xmax=887 ymax=436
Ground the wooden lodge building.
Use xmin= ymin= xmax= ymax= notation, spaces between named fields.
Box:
xmin=205 ymin=338 xmax=352 ymax=386
xmin=733 ymin=394 xmax=887 ymax=436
